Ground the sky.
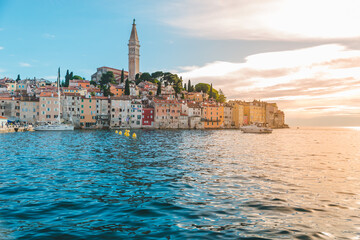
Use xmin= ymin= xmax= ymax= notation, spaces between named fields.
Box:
xmin=0 ymin=0 xmax=359 ymax=127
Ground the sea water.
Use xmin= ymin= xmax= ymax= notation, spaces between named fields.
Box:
xmin=0 ymin=128 xmax=359 ymax=239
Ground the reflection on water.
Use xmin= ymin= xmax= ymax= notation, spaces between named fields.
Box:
xmin=0 ymin=128 xmax=359 ymax=239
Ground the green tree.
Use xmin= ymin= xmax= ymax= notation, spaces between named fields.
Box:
xmin=99 ymin=71 xmax=116 ymax=96
xmin=90 ymin=80 xmax=96 ymax=86
xmin=64 ymin=70 xmax=70 ymax=87
xmin=151 ymin=71 xmax=163 ymax=79
xmin=70 ymin=72 xmax=73 ymax=80
xmin=125 ymin=79 xmax=130 ymax=95
xmin=72 ymin=75 xmax=83 ymax=80
xmin=121 ymin=69 xmax=124 ymax=83
xmin=184 ymin=83 xmax=187 ymax=91
xmin=209 ymin=83 xmax=213 ymax=99
xmin=157 ymin=81 xmax=162 ymax=96
xmin=195 ymin=83 xmax=210 ymax=93
xmin=188 ymin=79 xmax=191 ymax=92
xmin=139 ymin=72 xmax=151 ymax=81
xmin=217 ymin=89 xmax=226 ymax=103
xmin=16 ymin=74 xmax=21 ymax=82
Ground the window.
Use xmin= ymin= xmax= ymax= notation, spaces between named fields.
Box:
xmin=81 ymin=110 xmax=84 ymax=114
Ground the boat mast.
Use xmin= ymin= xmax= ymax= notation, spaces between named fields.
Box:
xmin=57 ymin=67 xmax=61 ymax=124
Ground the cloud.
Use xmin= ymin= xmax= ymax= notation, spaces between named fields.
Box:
xmin=178 ymin=44 xmax=360 ymax=125
xmin=42 ymin=33 xmax=55 ymax=39
xmin=163 ymin=0 xmax=360 ymax=40
xmin=0 ymin=46 xmax=3 ymax=50
xmin=19 ymin=62 xmax=31 ymax=67
xmin=0 ymin=69 xmax=5 ymax=73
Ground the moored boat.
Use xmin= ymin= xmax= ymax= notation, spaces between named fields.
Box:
xmin=240 ymin=123 xmax=273 ymax=133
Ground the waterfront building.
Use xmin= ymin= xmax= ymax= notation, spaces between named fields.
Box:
xmin=179 ymin=114 xmax=189 ymax=128
xmin=19 ymin=97 xmax=39 ymax=124
xmin=110 ymin=96 xmax=132 ymax=128
xmin=201 ymin=102 xmax=224 ymax=129
xmin=153 ymin=98 xmax=181 ymax=129
xmin=39 ymin=92 xmax=60 ymax=123
xmin=142 ymin=107 xmax=154 ymax=128
xmin=0 ymin=96 xmax=20 ymax=119
xmin=61 ymin=93 xmax=81 ymax=127
xmin=228 ymin=101 xmax=245 ymax=128
xmin=249 ymin=100 xmax=266 ymax=124
xmin=128 ymin=19 xmax=140 ymax=81
xmin=79 ymin=97 xmax=96 ymax=128
xmin=274 ymin=110 xmax=285 ymax=128
xmin=223 ymin=105 xmax=234 ymax=128
xmin=94 ymin=96 xmax=110 ymax=128
xmin=130 ymin=99 xmax=142 ymax=128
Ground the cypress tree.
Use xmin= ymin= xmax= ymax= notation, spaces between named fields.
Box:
xmin=121 ymin=69 xmax=124 ymax=83
xmin=184 ymin=83 xmax=187 ymax=91
xmin=16 ymin=74 xmax=21 ymax=82
xmin=188 ymin=79 xmax=191 ymax=92
xmin=157 ymin=81 xmax=162 ymax=96
xmin=125 ymin=79 xmax=130 ymax=95
xmin=209 ymin=83 xmax=213 ymax=99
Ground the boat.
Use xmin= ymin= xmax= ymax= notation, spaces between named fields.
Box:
xmin=240 ymin=123 xmax=273 ymax=133
xmin=34 ymin=68 xmax=74 ymax=131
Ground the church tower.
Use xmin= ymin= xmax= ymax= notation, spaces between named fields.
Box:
xmin=128 ymin=19 xmax=140 ymax=81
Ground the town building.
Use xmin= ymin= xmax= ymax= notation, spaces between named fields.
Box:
xmin=130 ymin=99 xmax=142 ymax=128
xmin=94 ymin=96 xmax=110 ymax=129
xmin=201 ymin=102 xmax=224 ymax=129
xmin=0 ymin=96 xmax=20 ymax=120
xmin=142 ymin=107 xmax=154 ymax=128
xmin=19 ymin=96 xmax=39 ymax=124
xmin=110 ymin=96 xmax=132 ymax=128
xmin=39 ymin=92 xmax=60 ymax=123
xmin=79 ymin=97 xmax=96 ymax=128
xmin=153 ymin=98 xmax=181 ymax=129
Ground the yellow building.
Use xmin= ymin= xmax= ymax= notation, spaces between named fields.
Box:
xmin=248 ymin=100 xmax=266 ymax=124
xmin=228 ymin=101 xmax=245 ymax=128
xmin=201 ymin=103 xmax=224 ymax=128
xmin=186 ymin=92 xmax=203 ymax=102
xmin=80 ymin=97 xmax=96 ymax=128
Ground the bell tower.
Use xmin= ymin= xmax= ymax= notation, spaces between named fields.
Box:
xmin=128 ymin=19 xmax=140 ymax=81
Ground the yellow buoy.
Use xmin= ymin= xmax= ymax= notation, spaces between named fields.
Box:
xmin=119 ymin=131 xmax=122 ymax=135
xmin=115 ymin=130 xmax=118 ymax=134
xmin=132 ymin=133 xmax=137 ymax=139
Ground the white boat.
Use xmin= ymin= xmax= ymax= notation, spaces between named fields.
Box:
xmin=35 ymin=68 xmax=74 ymax=131
xmin=240 ymin=123 xmax=273 ymax=133
xmin=34 ymin=123 xmax=74 ymax=131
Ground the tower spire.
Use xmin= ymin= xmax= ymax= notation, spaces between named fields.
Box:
xmin=128 ymin=19 xmax=140 ymax=81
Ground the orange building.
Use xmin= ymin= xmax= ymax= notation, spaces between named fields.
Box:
xmin=69 ymin=80 xmax=91 ymax=88
xmin=80 ymin=97 xmax=96 ymax=128
xmin=201 ymin=102 xmax=224 ymax=128
xmin=110 ymin=84 xmax=125 ymax=97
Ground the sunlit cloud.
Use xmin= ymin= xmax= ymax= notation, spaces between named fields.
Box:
xmin=178 ymin=44 xmax=360 ymax=125
xmin=163 ymin=0 xmax=360 ymax=40
xmin=0 ymin=46 xmax=3 ymax=50
xmin=19 ymin=62 xmax=31 ymax=67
